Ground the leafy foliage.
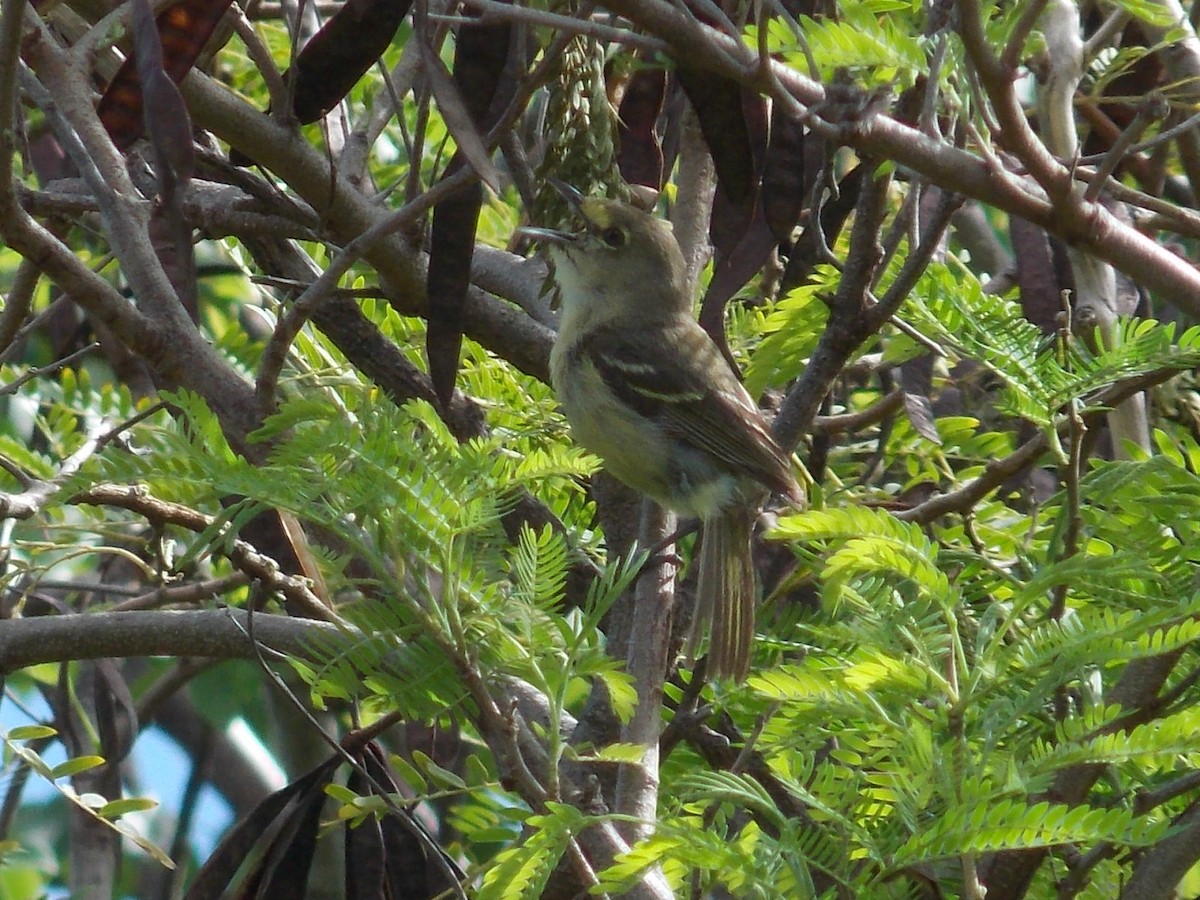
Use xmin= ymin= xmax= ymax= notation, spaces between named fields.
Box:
xmin=795 ymin=0 xmax=927 ymax=88
xmin=7 ymin=0 xmax=1200 ymax=897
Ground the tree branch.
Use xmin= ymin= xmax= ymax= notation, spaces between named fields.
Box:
xmin=71 ymin=484 xmax=334 ymax=620
xmin=0 ymin=609 xmax=335 ymax=672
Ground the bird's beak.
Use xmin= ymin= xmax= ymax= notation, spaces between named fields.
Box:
xmin=547 ymin=178 xmax=585 ymax=210
xmin=516 ymin=225 xmax=575 ymax=246
xmin=516 ymin=180 xmax=587 ymax=246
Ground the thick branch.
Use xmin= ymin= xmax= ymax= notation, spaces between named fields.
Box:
xmin=1120 ymin=799 xmax=1200 ymax=899
xmin=615 ymin=504 xmax=676 ymax=843
xmin=182 ymin=71 xmax=556 ymax=382
xmin=0 ymin=609 xmax=336 ymax=672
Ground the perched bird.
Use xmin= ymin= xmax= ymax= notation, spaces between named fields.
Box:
xmin=523 ymin=183 xmax=802 ymax=681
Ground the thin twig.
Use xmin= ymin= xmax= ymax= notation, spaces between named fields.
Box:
xmin=460 ymin=0 xmax=665 ymax=52
xmin=71 ymin=484 xmax=335 ymax=619
xmin=898 ymin=365 xmax=1183 ymax=524
xmin=0 ymin=343 xmax=100 ymax=397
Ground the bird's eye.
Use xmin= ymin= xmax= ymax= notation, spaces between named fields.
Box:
xmin=600 ymin=227 xmax=627 ymax=248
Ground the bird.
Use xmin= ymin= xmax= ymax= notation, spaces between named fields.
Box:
xmin=522 ymin=183 xmax=803 ymax=681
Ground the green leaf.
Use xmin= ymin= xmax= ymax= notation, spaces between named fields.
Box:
xmin=50 ymin=756 xmax=106 ymax=778
xmin=568 ymin=742 xmax=648 ymax=764
xmin=411 ymin=749 xmax=467 ymax=791
xmin=97 ymin=797 xmax=158 ymax=819
xmin=476 ymin=802 xmax=583 ymax=900
xmin=324 ymin=783 xmax=360 ymax=804
xmin=5 ymin=725 xmax=57 ymax=741
xmin=892 ymin=798 xmax=1168 ymax=863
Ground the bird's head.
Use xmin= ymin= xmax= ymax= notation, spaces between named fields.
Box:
xmin=521 ymin=182 xmax=690 ymax=322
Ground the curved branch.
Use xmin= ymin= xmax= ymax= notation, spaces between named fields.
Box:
xmin=182 ymin=71 xmax=556 ymax=382
xmin=72 ymin=484 xmax=334 ymax=620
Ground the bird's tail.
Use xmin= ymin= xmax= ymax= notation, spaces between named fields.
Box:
xmin=695 ymin=508 xmax=757 ymax=682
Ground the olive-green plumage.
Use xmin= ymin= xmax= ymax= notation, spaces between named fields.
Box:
xmin=528 ymin=188 xmax=802 ymax=681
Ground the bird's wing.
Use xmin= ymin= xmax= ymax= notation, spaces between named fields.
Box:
xmin=583 ymin=322 xmax=799 ymax=499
